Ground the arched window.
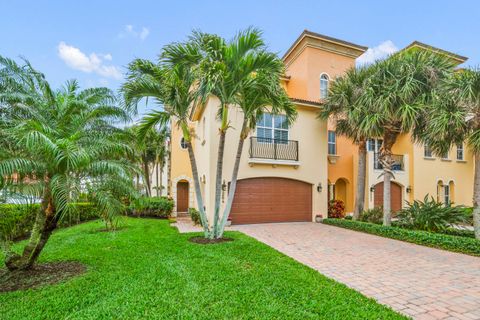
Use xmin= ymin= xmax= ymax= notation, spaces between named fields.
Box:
xmin=436 ymin=181 xmax=444 ymax=203
xmin=180 ymin=137 xmax=188 ymax=149
xmin=320 ymin=74 xmax=329 ymax=99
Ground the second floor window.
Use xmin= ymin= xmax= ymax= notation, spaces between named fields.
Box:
xmin=424 ymin=144 xmax=433 ymax=158
xmin=320 ymin=74 xmax=329 ymax=99
xmin=328 ymin=131 xmax=336 ymax=155
xmin=257 ymin=113 xmax=288 ymax=142
xmin=457 ymin=143 xmax=464 ymax=160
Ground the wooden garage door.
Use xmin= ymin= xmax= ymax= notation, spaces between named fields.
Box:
xmin=374 ymin=182 xmax=402 ymax=212
xmin=230 ymin=177 xmax=312 ymax=224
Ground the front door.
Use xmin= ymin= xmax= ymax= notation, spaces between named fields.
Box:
xmin=176 ymin=181 xmax=189 ymax=213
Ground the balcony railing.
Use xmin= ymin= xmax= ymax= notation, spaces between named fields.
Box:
xmin=374 ymin=153 xmax=405 ymax=171
xmin=249 ymin=137 xmax=299 ymax=161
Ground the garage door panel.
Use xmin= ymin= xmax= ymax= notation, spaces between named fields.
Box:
xmin=230 ymin=177 xmax=312 ymax=224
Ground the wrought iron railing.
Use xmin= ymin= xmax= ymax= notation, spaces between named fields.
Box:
xmin=374 ymin=153 xmax=405 ymax=171
xmin=249 ymin=137 xmax=299 ymax=161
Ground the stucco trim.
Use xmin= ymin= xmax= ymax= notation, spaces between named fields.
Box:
xmin=248 ymin=158 xmax=301 ymax=167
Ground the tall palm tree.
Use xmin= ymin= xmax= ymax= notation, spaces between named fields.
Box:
xmin=218 ymin=69 xmax=297 ymax=237
xmin=359 ymin=50 xmax=454 ymax=226
xmin=420 ymin=68 xmax=480 ymax=239
xmin=121 ymin=49 xmax=211 ymax=237
xmin=193 ymin=28 xmax=287 ymax=238
xmin=0 ymin=57 xmax=137 ymax=271
xmin=320 ymin=66 xmax=378 ymax=219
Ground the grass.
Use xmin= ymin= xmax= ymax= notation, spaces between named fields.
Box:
xmin=0 ymin=218 xmax=406 ymax=319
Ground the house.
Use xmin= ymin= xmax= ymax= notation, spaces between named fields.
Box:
xmin=169 ymin=30 xmax=367 ymax=224
xmin=327 ymin=41 xmax=474 ymax=213
xmin=169 ymin=30 xmax=473 ymax=224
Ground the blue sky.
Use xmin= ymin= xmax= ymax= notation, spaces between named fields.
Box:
xmin=1 ymin=0 xmax=478 ymax=115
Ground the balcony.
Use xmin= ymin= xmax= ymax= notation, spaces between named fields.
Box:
xmin=374 ymin=153 xmax=405 ymax=171
xmin=249 ymin=137 xmax=299 ymax=162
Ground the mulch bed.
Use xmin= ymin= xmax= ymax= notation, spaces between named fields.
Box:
xmin=188 ymin=236 xmax=234 ymax=245
xmin=0 ymin=261 xmax=86 ymax=293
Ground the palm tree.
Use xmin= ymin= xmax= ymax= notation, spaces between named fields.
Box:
xmin=121 ymin=50 xmax=211 ymax=237
xmin=420 ymin=68 xmax=480 ymax=239
xmin=218 ymin=69 xmax=297 ymax=237
xmin=320 ymin=66 xmax=378 ymax=220
xmin=0 ymin=57 xmax=137 ymax=271
xmin=359 ymin=50 xmax=454 ymax=226
xmin=193 ymin=28 xmax=287 ymax=238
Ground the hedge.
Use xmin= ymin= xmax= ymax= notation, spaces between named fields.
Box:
xmin=0 ymin=202 xmax=98 ymax=240
xmin=322 ymin=218 xmax=480 ymax=256
xmin=128 ymin=196 xmax=174 ymax=218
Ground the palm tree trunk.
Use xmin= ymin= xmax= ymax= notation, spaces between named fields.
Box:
xmin=473 ymin=153 xmax=480 ymax=239
xmin=353 ymin=140 xmax=367 ymax=220
xmin=159 ymin=162 xmax=163 ymax=197
xmin=5 ymin=193 xmax=57 ymax=271
xmin=381 ymin=130 xmax=398 ymax=226
xmin=142 ymin=153 xmax=151 ymax=197
xmin=156 ymin=160 xmax=160 ymax=197
xmin=212 ymin=130 xmax=226 ymax=238
xmin=218 ymin=121 xmax=247 ymax=237
xmin=186 ymin=141 xmax=210 ymax=237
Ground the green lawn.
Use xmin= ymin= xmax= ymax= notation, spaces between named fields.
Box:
xmin=0 ymin=218 xmax=406 ymax=319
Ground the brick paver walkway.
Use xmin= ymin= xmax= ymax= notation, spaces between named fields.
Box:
xmin=232 ymin=222 xmax=480 ymax=320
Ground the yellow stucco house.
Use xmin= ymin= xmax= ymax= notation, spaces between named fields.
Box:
xmin=169 ymin=30 xmax=473 ymax=224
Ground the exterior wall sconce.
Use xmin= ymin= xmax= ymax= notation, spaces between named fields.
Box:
xmin=222 ymin=180 xmax=227 ymax=191
xmin=370 ymin=185 xmax=375 ymax=193
xmin=201 ymin=175 xmax=206 ymax=184
xmin=406 ymin=185 xmax=412 ymax=193
xmin=317 ymin=183 xmax=322 ymax=192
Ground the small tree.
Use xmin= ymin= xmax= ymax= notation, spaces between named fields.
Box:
xmin=0 ymin=57 xmax=137 ymax=270
xmin=320 ymin=66 xmax=377 ymax=220
xmin=359 ymin=50 xmax=454 ymax=226
xmin=420 ymin=68 xmax=480 ymax=239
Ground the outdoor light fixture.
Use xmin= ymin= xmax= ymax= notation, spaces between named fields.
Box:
xmin=406 ymin=185 xmax=412 ymax=193
xmin=317 ymin=183 xmax=322 ymax=192
xmin=222 ymin=180 xmax=227 ymax=191
xmin=370 ymin=185 xmax=375 ymax=193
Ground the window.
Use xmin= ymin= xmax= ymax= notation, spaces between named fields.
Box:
xmin=328 ymin=131 xmax=336 ymax=155
xmin=456 ymin=143 xmax=464 ymax=161
xmin=441 ymin=150 xmax=449 ymax=160
xmin=444 ymin=184 xmax=450 ymax=205
xmin=256 ymin=113 xmax=288 ymax=142
xmin=367 ymin=138 xmax=383 ymax=152
xmin=180 ymin=137 xmax=188 ymax=149
xmin=424 ymin=144 xmax=433 ymax=158
xmin=320 ymin=74 xmax=329 ymax=99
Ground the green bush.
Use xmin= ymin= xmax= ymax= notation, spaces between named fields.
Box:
xmin=0 ymin=202 xmax=99 ymax=240
xmin=322 ymin=218 xmax=480 ymax=256
xmin=440 ymin=227 xmax=475 ymax=238
xmin=396 ymin=196 xmax=469 ymax=232
xmin=188 ymin=208 xmax=202 ymax=226
xmin=359 ymin=207 xmax=383 ymax=224
xmin=129 ymin=196 xmax=174 ymax=218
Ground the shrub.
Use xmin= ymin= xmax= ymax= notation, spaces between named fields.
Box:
xmin=439 ymin=228 xmax=475 ymax=238
xmin=328 ymin=199 xmax=345 ymax=218
xmin=129 ymin=196 xmax=174 ymax=218
xmin=322 ymin=218 xmax=480 ymax=256
xmin=189 ymin=208 xmax=202 ymax=226
xmin=396 ymin=196 xmax=469 ymax=232
xmin=0 ymin=203 xmax=99 ymax=241
xmin=359 ymin=207 xmax=383 ymax=224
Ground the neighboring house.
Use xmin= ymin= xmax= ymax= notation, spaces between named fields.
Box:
xmin=169 ymin=30 xmax=367 ymax=223
xmin=327 ymin=41 xmax=474 ymax=213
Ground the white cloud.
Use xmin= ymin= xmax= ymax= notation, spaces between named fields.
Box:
xmin=57 ymin=42 xmax=122 ymax=80
xmin=118 ymin=25 xmax=150 ymax=40
xmin=357 ymin=40 xmax=398 ymax=66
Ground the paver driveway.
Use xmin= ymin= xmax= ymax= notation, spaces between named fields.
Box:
xmin=232 ymin=222 xmax=480 ymax=320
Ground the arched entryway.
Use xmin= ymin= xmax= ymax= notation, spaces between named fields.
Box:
xmin=334 ymin=178 xmax=348 ymax=206
xmin=176 ymin=180 xmax=189 ymax=213
xmin=374 ymin=181 xmax=402 ymax=212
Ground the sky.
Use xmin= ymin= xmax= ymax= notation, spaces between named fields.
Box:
xmin=1 ymin=0 xmax=479 ymax=116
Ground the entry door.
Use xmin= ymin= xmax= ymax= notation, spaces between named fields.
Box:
xmin=176 ymin=181 xmax=189 ymax=213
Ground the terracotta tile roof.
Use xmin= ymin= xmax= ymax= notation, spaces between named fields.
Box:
xmin=290 ymin=97 xmax=323 ymax=107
